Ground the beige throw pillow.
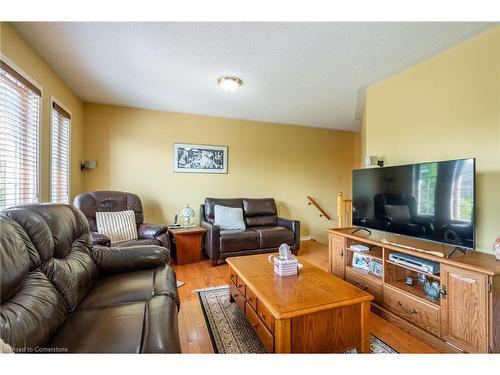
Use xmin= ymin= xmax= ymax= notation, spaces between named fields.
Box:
xmin=96 ymin=210 xmax=138 ymax=244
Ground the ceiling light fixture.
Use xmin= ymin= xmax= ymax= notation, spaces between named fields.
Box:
xmin=217 ymin=76 xmax=243 ymax=92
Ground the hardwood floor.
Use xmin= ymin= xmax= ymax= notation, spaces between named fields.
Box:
xmin=171 ymin=240 xmax=439 ymax=354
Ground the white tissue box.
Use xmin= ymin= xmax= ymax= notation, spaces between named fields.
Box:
xmin=273 ymin=257 xmax=299 ymax=276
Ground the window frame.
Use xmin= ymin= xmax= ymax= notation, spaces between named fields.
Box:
xmin=0 ymin=54 xmax=43 ymax=209
xmin=49 ymin=96 xmax=72 ymax=204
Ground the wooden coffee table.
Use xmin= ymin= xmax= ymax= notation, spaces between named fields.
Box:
xmin=226 ymin=253 xmax=373 ymax=353
xmin=168 ymin=226 xmax=207 ymax=265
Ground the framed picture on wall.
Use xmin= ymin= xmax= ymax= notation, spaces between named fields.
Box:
xmin=173 ymin=143 xmax=228 ymax=173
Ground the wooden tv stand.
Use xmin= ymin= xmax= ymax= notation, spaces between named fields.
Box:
xmin=327 ymin=227 xmax=500 ymax=353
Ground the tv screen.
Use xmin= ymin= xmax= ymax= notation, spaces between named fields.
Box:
xmin=352 ymin=158 xmax=475 ymax=248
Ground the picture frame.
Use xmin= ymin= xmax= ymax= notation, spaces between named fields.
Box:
xmin=352 ymin=252 xmax=371 ymax=271
xmin=173 ymin=143 xmax=228 ymax=174
xmin=368 ymin=259 xmax=384 ymax=277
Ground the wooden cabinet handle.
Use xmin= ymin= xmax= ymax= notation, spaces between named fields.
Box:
xmin=252 ymin=323 xmax=259 ymax=329
xmin=440 ymin=285 xmax=447 ymax=299
xmin=397 ymin=301 xmax=418 ymax=314
xmin=238 ymin=284 xmax=243 ymax=288
xmin=340 ymin=250 xmax=344 ymax=256
xmin=234 ymin=293 xmax=239 ymax=298
xmin=259 ymin=312 xmax=265 ymax=319
xmin=248 ymin=297 xmax=253 ymax=302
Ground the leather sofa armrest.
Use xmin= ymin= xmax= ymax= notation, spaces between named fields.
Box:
xmin=92 ymin=245 xmax=169 ymax=274
xmin=200 ymin=219 xmax=220 ymax=261
xmin=138 ymin=223 xmax=171 ymax=250
xmin=90 ymin=231 xmax=111 ymax=247
xmin=278 ymin=217 xmax=301 ymax=253
xmin=138 ymin=223 xmax=168 ymax=239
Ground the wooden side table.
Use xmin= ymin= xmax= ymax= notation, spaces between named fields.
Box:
xmin=168 ymin=226 xmax=207 ymax=265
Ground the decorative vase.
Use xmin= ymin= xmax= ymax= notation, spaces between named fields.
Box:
xmin=494 ymin=238 xmax=500 ymax=261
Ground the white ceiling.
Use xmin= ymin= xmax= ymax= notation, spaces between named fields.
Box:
xmin=13 ymin=22 xmax=493 ymax=131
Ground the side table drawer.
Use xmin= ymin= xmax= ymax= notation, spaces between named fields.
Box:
xmin=229 ymin=283 xmax=246 ymax=313
xmin=246 ymin=302 xmax=274 ymax=353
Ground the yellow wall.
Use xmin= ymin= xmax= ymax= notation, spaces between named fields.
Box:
xmin=83 ymin=103 xmax=360 ymax=243
xmin=0 ymin=22 xmax=85 ymax=202
xmin=363 ymin=26 xmax=500 ymax=252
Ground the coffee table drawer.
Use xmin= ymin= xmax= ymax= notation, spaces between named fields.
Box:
xmin=246 ymin=302 xmax=274 ymax=352
xmin=383 ymin=285 xmax=439 ymax=336
xmin=345 ymin=267 xmax=383 ymax=305
xmin=229 ymin=267 xmax=237 ymax=286
xmin=229 ymin=283 xmax=246 ymax=313
xmin=257 ymin=299 xmax=274 ymax=333
xmin=235 ymin=277 xmax=246 ymax=298
xmin=246 ymin=287 xmax=258 ymax=312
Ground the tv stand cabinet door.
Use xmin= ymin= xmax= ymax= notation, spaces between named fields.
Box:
xmin=440 ymin=264 xmax=489 ymax=353
xmin=329 ymin=234 xmax=346 ymax=279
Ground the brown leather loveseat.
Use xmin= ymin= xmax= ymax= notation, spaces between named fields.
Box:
xmin=74 ymin=191 xmax=170 ymax=249
xmin=200 ymin=198 xmax=300 ymax=266
xmin=0 ymin=204 xmax=181 ymax=353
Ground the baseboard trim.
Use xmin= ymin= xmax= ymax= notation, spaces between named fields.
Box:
xmin=300 ymin=236 xmax=312 ymax=241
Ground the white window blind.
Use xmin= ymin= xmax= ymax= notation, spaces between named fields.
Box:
xmin=0 ymin=60 xmax=41 ymax=210
xmin=51 ymin=101 xmax=71 ymax=204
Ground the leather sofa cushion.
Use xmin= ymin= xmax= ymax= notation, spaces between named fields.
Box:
xmin=0 ymin=270 xmax=67 ymax=349
xmin=204 ymin=198 xmax=243 ymax=223
xmin=245 ymin=215 xmax=277 ymax=227
xmin=243 ymin=198 xmax=277 ymax=216
xmin=48 ymin=302 xmax=146 ymax=353
xmin=48 ymin=296 xmax=180 ymax=353
xmin=220 ymin=229 xmax=259 ymax=253
xmin=74 ymin=191 xmax=144 ymax=232
xmin=78 ymin=266 xmax=179 ymax=310
xmin=251 ymin=226 xmax=295 ymax=248
xmin=3 ymin=205 xmax=99 ymax=312
xmin=112 ymin=238 xmax=161 ymax=247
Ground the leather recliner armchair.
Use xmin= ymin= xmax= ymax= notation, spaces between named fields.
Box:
xmin=0 ymin=204 xmax=181 ymax=353
xmin=74 ymin=191 xmax=170 ymax=249
xmin=200 ymin=198 xmax=300 ymax=266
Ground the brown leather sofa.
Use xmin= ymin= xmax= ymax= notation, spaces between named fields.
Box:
xmin=0 ymin=204 xmax=181 ymax=353
xmin=200 ymin=198 xmax=300 ymax=266
xmin=74 ymin=191 xmax=170 ymax=249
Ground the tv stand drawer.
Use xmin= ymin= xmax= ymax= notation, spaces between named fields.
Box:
xmin=345 ymin=267 xmax=383 ymax=305
xmin=383 ymin=285 xmax=440 ymax=336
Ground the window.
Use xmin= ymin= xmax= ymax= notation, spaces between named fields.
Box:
xmin=416 ymin=162 xmax=437 ymax=215
xmin=0 ymin=60 xmax=41 ymax=210
xmin=50 ymin=101 xmax=71 ymax=204
xmin=450 ymin=159 xmax=474 ymax=222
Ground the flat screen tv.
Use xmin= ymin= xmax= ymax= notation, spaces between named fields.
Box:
xmin=352 ymin=158 xmax=475 ymax=249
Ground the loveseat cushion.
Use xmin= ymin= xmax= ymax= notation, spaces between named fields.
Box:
xmin=219 ymin=229 xmax=259 ymax=253
xmin=243 ymin=198 xmax=278 ymax=227
xmin=251 ymin=226 xmax=295 ymax=248
xmin=204 ymin=198 xmax=243 ymax=224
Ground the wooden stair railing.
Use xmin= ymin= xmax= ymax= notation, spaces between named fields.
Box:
xmin=337 ymin=192 xmax=352 ymax=228
xmin=306 ymin=196 xmax=331 ymax=220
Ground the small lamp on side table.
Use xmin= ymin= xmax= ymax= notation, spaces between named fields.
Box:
xmin=181 ymin=204 xmax=196 ymax=227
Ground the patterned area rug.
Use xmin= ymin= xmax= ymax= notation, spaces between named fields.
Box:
xmin=197 ymin=286 xmax=398 ymax=354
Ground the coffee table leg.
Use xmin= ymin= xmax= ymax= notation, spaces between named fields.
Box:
xmin=360 ymin=301 xmax=371 ymax=353
xmin=274 ymin=319 xmax=291 ymax=353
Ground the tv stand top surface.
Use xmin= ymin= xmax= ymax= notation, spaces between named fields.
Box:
xmin=327 ymin=227 xmax=500 ymax=276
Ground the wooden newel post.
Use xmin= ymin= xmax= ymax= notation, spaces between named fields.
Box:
xmin=337 ymin=192 xmax=343 ymax=228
